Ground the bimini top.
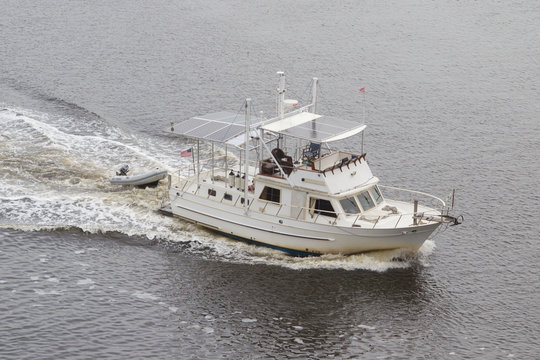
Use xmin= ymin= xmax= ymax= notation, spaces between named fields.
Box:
xmin=168 ymin=111 xmax=260 ymax=148
xmin=260 ymin=111 xmax=366 ymax=143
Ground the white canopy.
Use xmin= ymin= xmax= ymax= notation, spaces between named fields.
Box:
xmin=260 ymin=111 xmax=366 ymax=143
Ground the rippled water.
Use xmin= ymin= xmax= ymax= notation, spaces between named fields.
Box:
xmin=1 ymin=0 xmax=538 ymax=358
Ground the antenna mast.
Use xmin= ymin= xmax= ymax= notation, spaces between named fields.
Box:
xmin=276 ymin=71 xmax=286 ymax=119
xmin=311 ymin=77 xmax=318 ymax=113
xmin=244 ymin=98 xmax=251 ymax=214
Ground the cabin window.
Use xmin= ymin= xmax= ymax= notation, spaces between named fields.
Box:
xmin=223 ymin=193 xmax=233 ymax=201
xmin=208 ymin=189 xmax=216 ymax=197
xmin=369 ymin=186 xmax=383 ymax=204
xmin=340 ymin=197 xmax=360 ymax=215
xmin=310 ymin=198 xmax=337 ymax=218
xmin=357 ymin=191 xmax=375 ymax=211
xmin=260 ymin=186 xmax=281 ymax=203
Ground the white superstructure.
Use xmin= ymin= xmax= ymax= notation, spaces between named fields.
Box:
xmin=163 ymin=72 xmax=461 ymax=255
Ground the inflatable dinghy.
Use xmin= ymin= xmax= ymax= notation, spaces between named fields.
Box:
xmin=110 ymin=165 xmax=168 ymax=187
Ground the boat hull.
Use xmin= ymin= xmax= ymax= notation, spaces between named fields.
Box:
xmin=169 ymin=192 xmax=440 ymax=255
xmin=110 ymin=169 xmax=168 ymax=186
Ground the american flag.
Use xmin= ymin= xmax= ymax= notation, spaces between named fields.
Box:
xmin=181 ymin=148 xmax=192 ymax=157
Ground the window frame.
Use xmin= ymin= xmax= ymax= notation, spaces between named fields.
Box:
xmin=368 ymin=185 xmax=383 ymax=205
xmin=259 ymin=186 xmax=281 ymax=204
xmin=357 ymin=190 xmax=376 ymax=212
xmin=339 ymin=197 xmax=361 ymax=215
xmin=309 ymin=197 xmax=337 ymax=218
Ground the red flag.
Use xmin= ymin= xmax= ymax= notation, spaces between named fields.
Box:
xmin=359 ymin=87 xmax=365 ymax=92
xmin=181 ymin=148 xmax=192 ymax=157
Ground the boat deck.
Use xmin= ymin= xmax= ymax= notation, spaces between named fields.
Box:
xmin=169 ymin=169 xmax=440 ymax=230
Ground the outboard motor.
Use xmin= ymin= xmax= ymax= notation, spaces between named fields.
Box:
xmin=117 ymin=165 xmax=129 ymax=176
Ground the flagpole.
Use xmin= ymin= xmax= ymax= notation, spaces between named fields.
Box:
xmin=359 ymin=87 xmax=366 ymax=124
xmin=196 ymin=140 xmax=200 ymax=185
xmin=191 ymin=146 xmax=195 ymax=176
xmin=363 ymin=91 xmax=366 ymax=124
xmin=359 ymin=87 xmax=366 ymax=154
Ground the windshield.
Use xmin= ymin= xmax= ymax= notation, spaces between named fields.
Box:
xmin=357 ymin=191 xmax=375 ymax=211
xmin=340 ymin=197 xmax=360 ymax=214
xmin=369 ymin=186 xmax=383 ymax=205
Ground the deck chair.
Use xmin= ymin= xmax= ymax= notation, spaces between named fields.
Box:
xmin=303 ymin=142 xmax=321 ymax=161
xmin=271 ymin=148 xmax=294 ymax=175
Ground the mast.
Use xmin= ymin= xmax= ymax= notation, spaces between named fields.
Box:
xmin=244 ymin=98 xmax=251 ymax=214
xmin=277 ymin=71 xmax=286 ymax=119
xmin=196 ymin=139 xmax=200 ymax=185
xmin=311 ymin=77 xmax=318 ymax=113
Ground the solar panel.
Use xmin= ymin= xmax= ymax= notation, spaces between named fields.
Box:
xmin=261 ymin=112 xmax=366 ymax=142
xmin=168 ymin=110 xmax=365 ymax=145
xmin=167 ymin=111 xmax=262 ymax=148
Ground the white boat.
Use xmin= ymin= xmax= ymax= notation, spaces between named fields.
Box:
xmin=110 ymin=165 xmax=168 ymax=187
xmin=162 ymin=72 xmax=461 ymax=256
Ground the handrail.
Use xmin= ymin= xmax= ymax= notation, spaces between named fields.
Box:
xmin=177 ymin=156 xmax=260 ymax=178
xmin=170 ymin=177 xmax=445 ymax=229
xmin=378 ymin=184 xmax=446 ymax=207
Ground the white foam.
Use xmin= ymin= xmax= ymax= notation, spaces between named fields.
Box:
xmin=34 ymin=289 xmax=62 ymax=295
xmin=30 ymin=276 xmax=39 ymax=281
xmin=358 ymin=324 xmax=376 ymax=330
xmin=203 ymin=327 xmax=214 ymax=334
xmin=294 ymin=338 xmax=304 ymax=344
xmin=292 ymin=326 xmax=303 ymax=330
xmin=132 ymin=291 xmax=159 ymax=301
xmin=46 ymin=277 xmax=60 ymax=283
xmin=241 ymin=318 xmax=257 ymax=323
xmin=74 ymin=250 xmax=85 ymax=254
xmin=77 ymin=278 xmax=95 ymax=285
xmin=169 ymin=306 xmax=178 ymax=313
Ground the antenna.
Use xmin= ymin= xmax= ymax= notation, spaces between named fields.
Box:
xmin=311 ymin=77 xmax=318 ymax=113
xmin=276 ymin=71 xmax=286 ymax=118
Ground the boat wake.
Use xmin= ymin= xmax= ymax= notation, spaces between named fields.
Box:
xmin=199 ymin=235 xmax=436 ymax=271
xmin=0 ymin=106 xmax=434 ymax=271
xmin=0 ymin=106 xmax=188 ymax=240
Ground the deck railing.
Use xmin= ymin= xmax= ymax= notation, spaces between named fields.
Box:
xmin=169 ymin=174 xmax=446 ymax=229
